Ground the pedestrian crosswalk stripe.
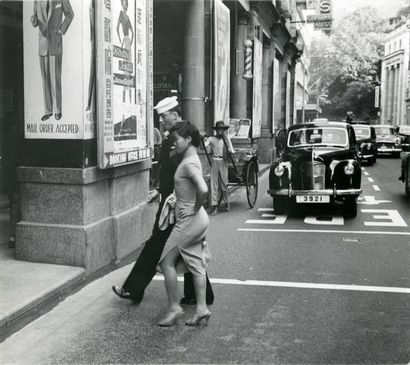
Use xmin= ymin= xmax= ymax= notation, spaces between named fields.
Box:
xmin=373 ymin=185 xmax=381 ymax=191
xmin=152 ymin=276 xmax=410 ymax=294
xmin=238 ymin=228 xmax=410 ymax=236
xmin=368 ymin=177 xmax=374 ymax=183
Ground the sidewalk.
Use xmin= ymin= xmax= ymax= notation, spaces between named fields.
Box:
xmin=0 ymin=164 xmax=270 ymax=333
xmin=0 ymin=197 xmax=85 ymax=329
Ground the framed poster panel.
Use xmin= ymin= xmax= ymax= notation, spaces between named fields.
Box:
xmin=252 ymin=37 xmax=262 ymax=138
xmin=96 ymin=0 xmax=153 ymax=169
xmin=272 ymin=57 xmax=281 ymax=133
xmin=214 ymin=0 xmax=230 ymax=125
xmin=23 ymin=0 xmax=96 ymax=140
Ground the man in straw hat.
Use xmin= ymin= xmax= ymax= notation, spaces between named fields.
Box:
xmin=204 ymin=121 xmax=235 ymax=216
xmin=113 ymin=96 xmax=214 ymax=305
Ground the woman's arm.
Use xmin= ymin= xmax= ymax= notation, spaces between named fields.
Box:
xmin=129 ymin=18 xmax=134 ymax=45
xmin=192 ymin=174 xmax=208 ymax=213
xmin=116 ymin=13 xmax=122 ymax=45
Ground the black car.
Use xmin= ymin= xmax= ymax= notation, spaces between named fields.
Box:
xmin=268 ymin=121 xmax=362 ymax=217
xmin=398 ymin=126 xmax=410 ymax=196
xmin=374 ymin=124 xmax=402 ymax=157
xmin=352 ymin=123 xmax=377 ymax=165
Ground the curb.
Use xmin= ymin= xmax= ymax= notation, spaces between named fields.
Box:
xmin=0 ymin=269 xmax=85 ymax=330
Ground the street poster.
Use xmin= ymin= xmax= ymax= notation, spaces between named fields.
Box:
xmin=214 ymin=0 xmax=230 ymax=125
xmin=23 ymin=0 xmax=96 ymax=140
xmin=272 ymin=57 xmax=281 ymax=133
xmin=228 ymin=118 xmax=251 ymax=139
xmin=252 ymin=37 xmax=262 ymax=138
xmin=96 ymin=0 xmax=153 ymax=169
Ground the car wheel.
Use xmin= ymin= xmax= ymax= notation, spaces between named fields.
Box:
xmin=344 ymin=197 xmax=357 ymax=218
xmin=273 ymin=196 xmax=287 ymax=215
xmin=368 ymin=158 xmax=373 ymax=166
xmin=393 ymin=152 xmax=400 ymax=158
xmin=372 ymin=155 xmax=377 ymax=164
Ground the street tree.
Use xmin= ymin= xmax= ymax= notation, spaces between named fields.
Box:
xmin=308 ymin=7 xmax=386 ymax=119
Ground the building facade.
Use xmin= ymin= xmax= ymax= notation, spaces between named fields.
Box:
xmin=0 ymin=0 xmax=309 ymax=275
xmin=381 ymin=19 xmax=410 ymax=126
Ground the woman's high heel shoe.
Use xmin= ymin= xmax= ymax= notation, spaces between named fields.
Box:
xmin=158 ymin=307 xmax=185 ymax=327
xmin=185 ymin=311 xmax=211 ymax=326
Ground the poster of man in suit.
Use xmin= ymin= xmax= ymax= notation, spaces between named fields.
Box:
xmin=24 ymin=0 xmax=96 ymax=140
xmin=31 ymin=0 xmax=74 ymax=122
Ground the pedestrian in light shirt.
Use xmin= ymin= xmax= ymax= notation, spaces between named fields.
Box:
xmin=204 ymin=121 xmax=235 ymax=215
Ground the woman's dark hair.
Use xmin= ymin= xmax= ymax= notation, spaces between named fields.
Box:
xmin=170 ymin=121 xmax=200 ymax=147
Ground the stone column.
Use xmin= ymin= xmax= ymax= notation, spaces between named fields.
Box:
xmin=258 ymin=39 xmax=273 ymax=164
xmin=395 ymin=63 xmax=402 ymax=126
xmin=231 ymin=15 xmax=249 ymax=119
xmin=182 ymin=0 xmax=205 ymax=132
xmin=17 ymin=2 xmax=155 ymax=274
xmin=380 ymin=66 xmax=388 ymax=123
xmin=387 ymin=66 xmax=395 ymax=122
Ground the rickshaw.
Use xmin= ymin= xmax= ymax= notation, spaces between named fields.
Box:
xmin=202 ymin=135 xmax=259 ymax=208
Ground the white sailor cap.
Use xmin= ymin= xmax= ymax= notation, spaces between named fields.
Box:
xmin=154 ymin=96 xmax=179 ymax=115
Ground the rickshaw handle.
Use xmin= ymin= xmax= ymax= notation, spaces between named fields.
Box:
xmin=200 ymin=134 xmax=212 ymax=166
xmin=221 ymin=135 xmax=240 ymax=177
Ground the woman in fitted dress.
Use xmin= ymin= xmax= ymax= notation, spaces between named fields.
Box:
xmin=158 ymin=121 xmax=211 ymax=327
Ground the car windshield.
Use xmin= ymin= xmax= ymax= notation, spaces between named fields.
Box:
xmin=352 ymin=126 xmax=371 ymax=139
xmin=375 ymin=127 xmax=394 ymax=135
xmin=399 ymin=126 xmax=410 ymax=136
xmin=287 ymin=127 xmax=348 ymax=147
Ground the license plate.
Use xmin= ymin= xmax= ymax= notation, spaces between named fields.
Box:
xmin=296 ymin=195 xmax=330 ymax=203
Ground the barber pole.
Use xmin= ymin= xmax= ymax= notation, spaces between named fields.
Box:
xmin=243 ymin=39 xmax=253 ymax=80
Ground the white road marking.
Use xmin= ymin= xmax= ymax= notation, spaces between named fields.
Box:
xmin=238 ymin=228 xmax=410 ymax=236
xmin=368 ymin=177 xmax=374 ymax=183
xmin=304 ymin=216 xmax=344 ymax=225
xmin=246 ymin=215 xmax=288 ymax=224
xmin=152 ymin=276 xmax=410 ymax=294
xmin=364 ymin=171 xmax=369 ymax=176
xmin=258 ymin=208 xmax=274 ymax=212
xmin=361 ymin=167 xmax=366 ymax=171
xmin=357 ymin=196 xmax=392 ymax=205
xmin=362 ymin=209 xmax=408 ymax=227
xmin=373 ymin=185 xmax=381 ymax=191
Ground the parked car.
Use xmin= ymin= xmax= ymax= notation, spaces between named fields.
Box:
xmin=352 ymin=123 xmax=377 ymax=165
xmin=268 ymin=121 xmax=362 ymax=218
xmin=398 ymin=125 xmax=410 ymax=196
xmin=374 ymin=124 xmax=401 ymax=157
xmin=398 ymin=125 xmax=410 ymax=152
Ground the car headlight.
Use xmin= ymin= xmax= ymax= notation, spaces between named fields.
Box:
xmin=396 ymin=137 xmax=401 ymax=145
xmin=344 ymin=164 xmax=355 ymax=175
xmin=274 ymin=165 xmax=285 ymax=177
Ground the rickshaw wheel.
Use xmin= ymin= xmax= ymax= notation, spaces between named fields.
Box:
xmin=246 ymin=161 xmax=258 ymax=208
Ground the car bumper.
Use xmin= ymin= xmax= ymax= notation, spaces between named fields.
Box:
xmin=267 ymin=188 xmax=363 ymax=197
xmin=361 ymin=154 xmax=374 ymax=160
xmin=377 ymin=147 xmax=401 ymax=153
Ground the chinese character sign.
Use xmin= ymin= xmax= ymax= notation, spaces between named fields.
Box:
xmin=97 ymin=0 xmax=152 ymax=169
xmin=23 ymin=0 xmax=96 ymax=140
